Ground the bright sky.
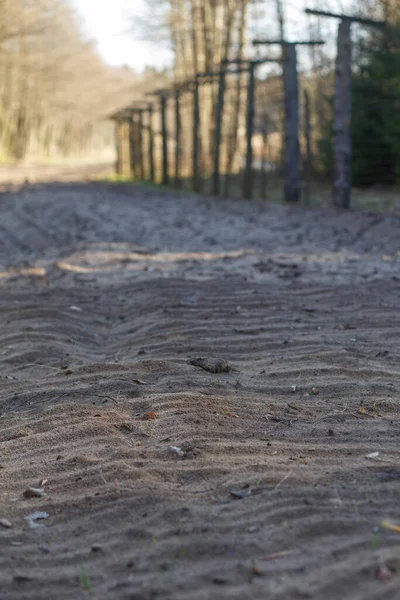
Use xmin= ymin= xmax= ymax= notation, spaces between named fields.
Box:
xmin=72 ymin=0 xmax=347 ymax=73
xmin=72 ymin=0 xmax=173 ymax=71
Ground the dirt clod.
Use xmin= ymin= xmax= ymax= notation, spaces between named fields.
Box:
xmin=23 ymin=487 xmax=45 ymax=499
xmin=142 ymin=411 xmax=157 ymax=421
xmin=188 ymin=357 xmax=232 ymax=373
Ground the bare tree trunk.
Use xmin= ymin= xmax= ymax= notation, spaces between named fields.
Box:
xmin=260 ymin=117 xmax=268 ymax=200
xmin=243 ymin=62 xmax=255 ymax=200
xmin=174 ymin=89 xmax=181 ymax=187
xmin=148 ymin=105 xmax=155 ymax=182
xmin=171 ymin=0 xmax=192 ymax=79
xmin=160 ymin=95 xmax=169 ymax=185
xmin=192 ymin=77 xmax=200 ymax=191
xmin=224 ymin=0 xmax=248 ymax=195
xmin=304 ymin=88 xmax=312 ymax=204
xmin=275 ymin=0 xmax=285 ymax=40
xmin=191 ymin=0 xmax=201 ymax=74
xmin=283 ymin=43 xmax=300 ymax=203
xmin=333 ymin=20 xmax=352 ymax=209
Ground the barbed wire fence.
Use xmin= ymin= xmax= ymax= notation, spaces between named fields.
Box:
xmin=110 ymin=7 xmax=397 ymax=211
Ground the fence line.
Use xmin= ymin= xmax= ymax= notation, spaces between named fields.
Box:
xmin=110 ymin=8 xmax=394 ymax=210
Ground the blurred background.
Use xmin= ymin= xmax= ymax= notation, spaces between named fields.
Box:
xmin=0 ymin=1 xmax=399 ymax=210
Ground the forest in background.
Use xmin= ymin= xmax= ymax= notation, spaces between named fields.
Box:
xmin=0 ymin=0 xmax=165 ymax=163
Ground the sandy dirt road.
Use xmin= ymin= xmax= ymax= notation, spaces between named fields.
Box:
xmin=0 ymin=175 xmax=399 ymax=599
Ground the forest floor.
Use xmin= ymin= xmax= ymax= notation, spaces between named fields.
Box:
xmin=0 ymin=164 xmax=400 ymax=599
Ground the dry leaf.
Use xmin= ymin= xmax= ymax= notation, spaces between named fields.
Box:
xmin=142 ymin=411 xmax=157 ymax=421
xmin=359 ymin=407 xmax=375 ymax=418
xmin=380 ymin=519 xmax=400 ymax=534
xmin=251 ymin=564 xmax=262 ymax=577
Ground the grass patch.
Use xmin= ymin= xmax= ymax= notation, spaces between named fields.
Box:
xmin=78 ymin=563 xmax=93 ymax=593
xmin=98 ymin=174 xmax=136 ymax=184
xmin=99 ymin=170 xmax=400 ymax=214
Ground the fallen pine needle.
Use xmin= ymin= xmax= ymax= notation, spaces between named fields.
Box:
xmin=273 ymin=470 xmax=293 ymax=491
xmin=260 ymin=550 xmax=292 ymax=561
xmin=380 ymin=519 xmax=400 ymax=534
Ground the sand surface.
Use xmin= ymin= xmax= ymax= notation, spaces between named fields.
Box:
xmin=0 ymin=172 xmax=399 ymax=599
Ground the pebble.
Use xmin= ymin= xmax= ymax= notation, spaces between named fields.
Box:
xmin=0 ymin=518 xmax=12 ymax=529
xmin=23 ymin=487 xmax=45 ymax=499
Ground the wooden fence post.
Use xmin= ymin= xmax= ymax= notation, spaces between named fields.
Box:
xmin=260 ymin=116 xmax=268 ymax=200
xmin=212 ymin=68 xmax=226 ymax=196
xmin=148 ymin=104 xmax=155 ymax=182
xmin=137 ymin=109 xmax=144 ymax=181
xmin=304 ymin=88 xmax=312 ymax=204
xmin=283 ymin=43 xmax=300 ymax=203
xmin=160 ymin=94 xmax=169 ymax=185
xmin=304 ymin=10 xmax=385 ymax=208
xmin=333 ymin=20 xmax=352 ymax=209
xmin=175 ymin=89 xmax=181 ymax=187
xmin=115 ymin=120 xmax=123 ymax=176
xmin=243 ymin=61 xmax=256 ymax=200
xmin=192 ymin=77 xmax=200 ymax=192
xmin=129 ymin=113 xmax=136 ymax=180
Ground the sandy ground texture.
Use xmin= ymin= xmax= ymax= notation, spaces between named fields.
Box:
xmin=0 ymin=171 xmax=400 ymax=600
